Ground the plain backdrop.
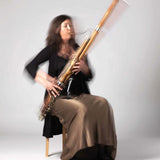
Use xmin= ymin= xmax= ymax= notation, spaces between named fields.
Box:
xmin=0 ymin=0 xmax=160 ymax=159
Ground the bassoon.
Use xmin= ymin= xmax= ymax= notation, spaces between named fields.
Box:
xmin=39 ymin=0 xmax=119 ymax=120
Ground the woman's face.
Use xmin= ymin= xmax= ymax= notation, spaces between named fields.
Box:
xmin=60 ymin=19 xmax=74 ymax=42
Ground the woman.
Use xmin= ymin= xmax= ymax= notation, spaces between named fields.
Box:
xmin=25 ymin=15 xmax=117 ymax=160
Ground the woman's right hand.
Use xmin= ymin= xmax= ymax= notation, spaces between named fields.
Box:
xmin=35 ymin=70 xmax=62 ymax=97
xmin=45 ymin=77 xmax=62 ymax=97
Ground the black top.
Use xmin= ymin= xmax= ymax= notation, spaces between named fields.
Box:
xmin=25 ymin=44 xmax=93 ymax=138
xmin=25 ymin=45 xmax=93 ymax=97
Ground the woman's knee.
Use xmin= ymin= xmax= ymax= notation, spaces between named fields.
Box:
xmin=76 ymin=104 xmax=87 ymax=117
xmin=96 ymin=96 xmax=108 ymax=105
xmin=67 ymin=99 xmax=87 ymax=117
xmin=96 ymin=96 xmax=111 ymax=112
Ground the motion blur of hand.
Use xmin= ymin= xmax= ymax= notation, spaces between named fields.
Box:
xmin=72 ymin=58 xmax=89 ymax=75
xmin=45 ymin=77 xmax=62 ymax=97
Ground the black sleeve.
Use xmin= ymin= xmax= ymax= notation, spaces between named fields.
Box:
xmin=25 ymin=46 xmax=51 ymax=79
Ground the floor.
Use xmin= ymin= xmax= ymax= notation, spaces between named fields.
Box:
xmin=0 ymin=134 xmax=160 ymax=160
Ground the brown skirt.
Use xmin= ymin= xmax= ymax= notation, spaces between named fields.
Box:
xmin=51 ymin=94 xmax=117 ymax=160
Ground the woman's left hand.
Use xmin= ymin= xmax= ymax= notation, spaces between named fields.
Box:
xmin=72 ymin=59 xmax=89 ymax=75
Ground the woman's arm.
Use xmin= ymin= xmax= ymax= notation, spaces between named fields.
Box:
xmin=25 ymin=46 xmax=62 ymax=97
xmin=35 ymin=70 xmax=62 ymax=97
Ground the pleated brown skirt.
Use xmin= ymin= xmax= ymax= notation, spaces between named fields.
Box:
xmin=51 ymin=94 xmax=117 ymax=160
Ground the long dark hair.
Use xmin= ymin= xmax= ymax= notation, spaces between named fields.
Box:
xmin=46 ymin=15 xmax=76 ymax=51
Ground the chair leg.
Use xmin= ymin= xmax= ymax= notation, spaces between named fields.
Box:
xmin=46 ymin=138 xmax=49 ymax=157
xmin=45 ymin=127 xmax=66 ymax=157
xmin=62 ymin=126 xmax=66 ymax=150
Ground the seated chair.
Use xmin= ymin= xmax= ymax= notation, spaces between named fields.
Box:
xmin=43 ymin=115 xmax=66 ymax=157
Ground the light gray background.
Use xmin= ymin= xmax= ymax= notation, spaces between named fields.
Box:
xmin=0 ymin=0 xmax=160 ymax=160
